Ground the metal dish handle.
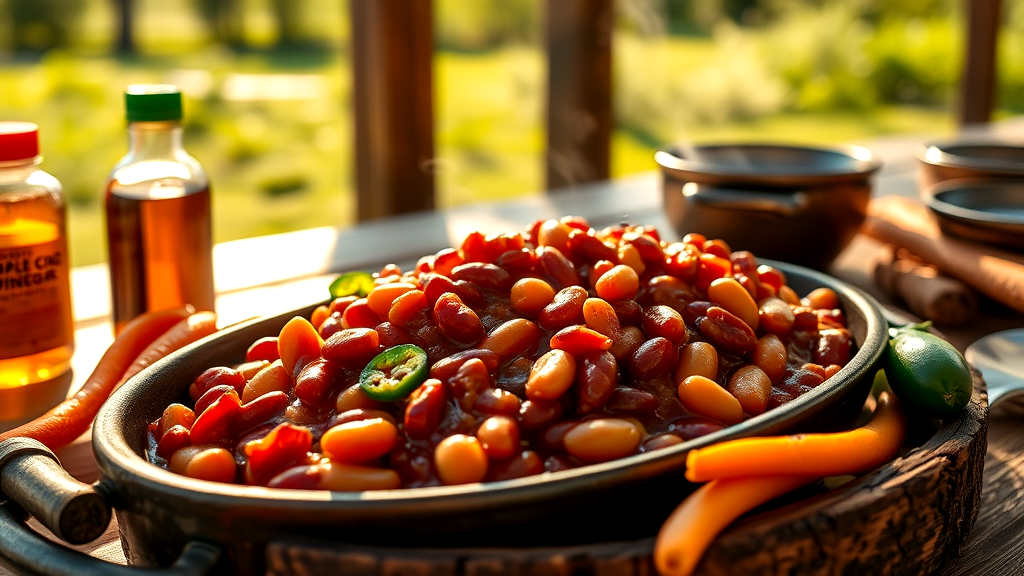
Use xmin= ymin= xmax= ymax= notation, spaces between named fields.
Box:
xmin=0 ymin=437 xmax=220 ymax=576
xmin=684 ymin=182 xmax=809 ymax=216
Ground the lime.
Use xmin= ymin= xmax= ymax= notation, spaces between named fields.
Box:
xmin=329 ymin=271 xmax=374 ymax=299
xmin=883 ymin=324 xmax=973 ymax=419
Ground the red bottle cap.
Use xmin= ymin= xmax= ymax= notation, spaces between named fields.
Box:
xmin=0 ymin=122 xmax=40 ymax=162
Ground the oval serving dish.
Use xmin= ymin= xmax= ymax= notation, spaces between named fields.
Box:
xmin=922 ymin=179 xmax=1024 ymax=251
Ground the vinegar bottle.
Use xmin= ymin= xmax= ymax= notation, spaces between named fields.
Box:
xmin=105 ymin=85 xmax=215 ymax=335
xmin=0 ymin=122 xmax=75 ymax=428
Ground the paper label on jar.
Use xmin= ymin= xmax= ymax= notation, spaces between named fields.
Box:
xmin=0 ymin=238 xmax=74 ymax=360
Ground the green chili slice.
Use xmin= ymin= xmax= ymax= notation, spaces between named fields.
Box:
xmin=359 ymin=344 xmax=430 ymax=401
xmin=329 ymin=271 xmax=375 ymax=299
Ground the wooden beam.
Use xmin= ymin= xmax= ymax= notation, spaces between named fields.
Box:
xmin=544 ymin=0 xmax=613 ymax=191
xmin=350 ymin=0 xmax=435 ymax=220
xmin=958 ymin=0 xmax=1001 ymax=127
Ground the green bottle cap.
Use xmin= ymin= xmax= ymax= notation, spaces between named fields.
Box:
xmin=124 ymin=85 xmax=183 ymax=122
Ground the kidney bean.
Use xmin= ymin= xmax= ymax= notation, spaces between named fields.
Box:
xmin=780 ymin=367 xmax=826 ymax=393
xmin=518 ymin=399 xmax=564 ymax=432
xmin=496 ymin=356 xmax=532 ymax=398
xmin=315 ymin=462 xmax=403 ymax=491
xmin=317 ymin=314 xmax=345 ymax=340
xmin=702 ymin=238 xmax=731 ymax=258
xmin=495 ymin=248 xmax=536 ymax=274
xmin=643 ymin=434 xmax=684 ymax=451
xmin=646 ymin=275 xmax=698 ymax=314
xmin=233 ymin=391 xmax=289 ymax=436
xmin=433 ymin=292 xmax=485 ymax=347
xmin=477 ymin=416 xmax=520 ymax=460
xmin=191 ymin=366 xmax=247 ymax=401
xmin=673 ymin=341 xmax=719 ymax=385
xmin=385 ymin=289 xmax=427 ymax=326
xmin=792 ymin=307 xmax=820 ymax=332
xmin=545 ymin=455 xmax=574 ymax=473
xmin=642 ymin=305 xmax=687 ymax=343
xmin=246 ymin=337 xmax=280 ymax=364
xmin=480 ymin=318 xmax=542 ymax=359
xmin=663 ymin=249 xmax=698 ymax=281
xmin=196 ymin=385 xmax=235 ymax=416
xmin=537 ymin=246 xmax=580 ymax=289
xmin=321 ymin=418 xmax=398 ymax=464
xmin=756 ymin=264 xmax=786 ymax=291
xmin=449 ymin=358 xmax=492 ymax=411
xmin=190 ymin=389 xmax=242 ymax=445
xmin=753 ymin=334 xmax=787 ymax=382
xmin=435 ymin=434 xmax=489 ymax=485
xmin=429 ymin=349 xmax=499 ymax=383
xmin=322 ymin=328 xmax=381 ymax=370
xmin=734 ymin=274 xmax=759 ymax=301
xmin=266 ymin=463 xmax=324 ymax=490
xmin=236 ymin=360 xmax=270 ymax=381
xmin=293 ymin=358 xmax=341 ymax=407
xmin=341 ymin=298 xmax=382 ymax=330
xmin=538 ymin=285 xmax=588 ymax=330
xmin=607 ymin=386 xmax=658 ymax=414
xmin=758 ymin=296 xmax=796 ymax=336
xmin=816 ymin=308 xmax=847 ymax=330
xmin=755 ymin=281 xmax=777 ymax=301
xmin=460 ymin=231 xmax=491 ymax=263
xmin=682 ymin=232 xmax=706 ymax=247
xmin=537 ymin=219 xmax=572 ymax=254
xmin=616 ymin=243 xmax=646 ymax=276
xmin=582 ymin=297 xmax=621 ymax=338
xmin=159 ymin=403 xmax=196 ymax=437
xmin=550 ymin=325 xmax=613 ymax=356
xmin=814 ymin=328 xmax=853 ymax=367
xmin=669 ymin=415 xmax=727 ymax=440
xmin=374 ymin=322 xmax=425 ymax=350
xmin=526 ymin=349 xmax=576 ymax=401
xmin=431 ymin=247 xmax=464 ymax=277
xmin=778 ymin=284 xmax=801 ymax=306
xmin=421 ymin=273 xmax=457 ymax=306
xmin=414 ymin=255 xmax=434 ymax=276
xmin=486 ymin=450 xmax=545 ymax=482
xmin=682 ymin=300 xmax=712 ymax=327
xmin=569 ymin=229 xmax=618 ymax=263
xmin=727 ymin=365 xmax=772 ymax=416
xmin=242 ymin=360 xmax=291 ymax=404
xmin=564 ymin=418 xmax=641 ymax=463
xmin=708 ymin=277 xmax=760 ymax=331
xmin=336 ymin=383 xmax=390 ymax=413
xmin=629 ymin=336 xmax=679 ymax=380
xmin=404 ymin=379 xmax=448 ymax=440
xmin=156 ymin=425 xmax=191 ymax=460
xmin=594 ymin=265 xmax=639 ymax=302
xmin=612 ymin=299 xmax=644 ymax=327
xmin=695 ymin=253 xmax=732 ymax=292
xmin=484 ymin=231 xmax=526 ymax=261
xmin=328 ymin=409 xmax=396 ymax=429
xmin=609 ymin=325 xmax=645 ymax=363
xmin=243 ymin=422 xmax=312 ymax=486
xmin=475 ymin=388 xmax=522 ymax=417
xmin=804 ymin=287 xmax=839 ymax=310
xmin=677 ymin=375 xmax=743 ymax=425
xmin=169 ymin=445 xmax=236 ymax=483
xmin=451 ymin=262 xmax=513 ymax=292
xmin=575 ymin=350 xmax=617 ymax=414
xmin=697 ymin=306 xmax=757 ymax=356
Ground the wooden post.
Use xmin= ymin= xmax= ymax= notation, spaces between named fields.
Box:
xmin=544 ymin=0 xmax=613 ymax=191
xmin=349 ymin=0 xmax=435 ymax=221
xmin=958 ymin=0 xmax=1001 ymax=127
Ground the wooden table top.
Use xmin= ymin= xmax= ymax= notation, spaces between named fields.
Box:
xmin=4 ymin=125 xmax=1024 ymax=576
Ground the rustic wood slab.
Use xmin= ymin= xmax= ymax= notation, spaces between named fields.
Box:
xmin=264 ymin=367 xmax=988 ymax=576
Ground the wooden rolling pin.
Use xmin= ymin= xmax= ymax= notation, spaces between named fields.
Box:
xmin=872 ymin=245 xmax=978 ymax=326
xmin=862 ymin=196 xmax=1024 ymax=314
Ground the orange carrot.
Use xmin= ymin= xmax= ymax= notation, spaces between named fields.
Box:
xmin=654 ymin=474 xmax=817 ymax=576
xmin=685 ymin=391 xmax=907 ymax=483
xmin=0 ymin=307 xmax=193 ymax=451
xmin=116 ymin=311 xmax=220 ymax=388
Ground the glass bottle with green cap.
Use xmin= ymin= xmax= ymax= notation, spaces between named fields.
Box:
xmin=104 ymin=84 xmax=215 ymax=335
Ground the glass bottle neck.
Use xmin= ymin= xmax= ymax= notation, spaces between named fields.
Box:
xmin=126 ymin=121 xmax=184 ymax=159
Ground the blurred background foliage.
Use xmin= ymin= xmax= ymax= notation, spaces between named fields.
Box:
xmin=0 ymin=0 xmax=1019 ymax=266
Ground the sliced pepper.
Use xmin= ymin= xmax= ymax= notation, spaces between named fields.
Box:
xmin=359 ymin=344 xmax=430 ymax=401
xmin=329 ymin=271 xmax=375 ymax=299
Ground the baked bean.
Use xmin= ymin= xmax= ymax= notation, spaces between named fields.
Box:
xmin=510 ymin=278 xmax=556 ymax=317
xmin=237 ymin=360 xmax=270 ymax=381
xmin=629 ymin=337 xmax=679 ymax=380
xmin=576 ymin=350 xmax=618 ymax=414
xmin=697 ymin=306 xmax=757 ymax=356
xmin=682 ymin=232 xmax=706 ymax=247
xmin=569 ymin=229 xmax=618 ymax=263
xmin=336 ymin=383 xmax=390 ymax=413
xmin=814 ymin=328 xmax=852 ymax=367
xmin=526 ymin=349 xmax=576 ymax=400
xmin=159 ymin=403 xmax=196 ymax=437
xmin=435 ymin=434 xmax=488 ymax=485
xmin=156 ymin=425 xmax=191 ymax=459
xmin=756 ymin=265 xmax=786 ymax=290
xmin=663 ymin=249 xmax=699 ymax=280
xmin=233 ymin=391 xmax=289 ymax=436
xmin=321 ymin=418 xmax=398 ymax=464
xmin=804 ymin=287 xmax=839 ymax=310
xmin=622 ymin=231 xmax=665 ymax=263
xmin=695 ymin=253 xmax=731 ymax=291
xmin=432 ymin=247 xmax=464 ymax=277
xmin=595 ymin=265 xmax=640 ymax=302
xmin=480 ymin=318 xmax=542 ymax=359
xmin=196 ymin=385 xmax=235 ymax=416
xmin=670 ymin=416 xmax=726 ymax=440
xmin=518 ymin=399 xmax=564 ymax=431
xmin=433 ymin=292 xmax=485 ymax=347
xmin=388 ymin=289 xmax=428 ymax=326
xmin=191 ymin=366 xmax=247 ymax=401
xmin=752 ymin=334 xmax=787 ymax=382
xmin=487 ymin=451 xmax=545 ymax=482
xmin=646 ymin=275 xmax=698 ymax=314
xmin=537 ymin=219 xmax=572 ymax=254
xmin=583 ymin=297 xmax=622 ymax=338
xmin=477 ymin=416 xmax=520 ymax=459
xmin=612 ymin=299 xmax=644 ymax=327
xmin=169 ymin=445 xmax=236 ymax=483
xmin=673 ymin=341 xmax=719 ymax=385
xmin=374 ymin=322 xmax=424 ymax=350
xmin=563 ymin=418 xmax=641 ymax=463
xmin=404 ymin=379 xmax=448 ymax=440
xmin=474 ymin=387 xmax=522 ymax=416
xmin=539 ymin=286 xmax=588 ymax=330
xmin=341 ymin=298 xmax=382 ymax=330
xmin=460 ymin=231 xmax=490 ymax=263
xmin=537 ymin=246 xmax=580 ymax=289
xmin=449 ymin=359 xmax=492 ymax=411
xmin=617 ymin=242 xmax=646 ymax=276
xmin=283 ymin=401 xmax=326 ymax=426
xmin=727 ymin=365 xmax=772 ymax=416
xmin=429 ymin=349 xmax=500 ymax=383
xmin=677 ymin=375 xmax=743 ymax=425
xmin=317 ymin=314 xmax=344 ymax=340
xmin=609 ymin=325 xmax=645 ymax=362
xmin=321 ymin=328 xmax=381 ymax=370
xmin=293 ymin=358 xmax=341 ymax=407
xmin=311 ymin=305 xmax=330 ymax=331
xmin=824 ymin=364 xmax=842 ymax=379
xmin=702 ymin=238 xmax=732 ymax=259
xmin=550 ymin=325 xmax=613 ymax=356
xmin=708 ymin=277 xmax=759 ymax=331
xmin=329 ymin=408 xmax=396 ymax=428
xmin=495 ymin=248 xmax=536 ymax=274
xmin=778 ymin=285 xmax=801 ymax=306
xmin=643 ymin=433 xmax=684 ymax=451
xmin=365 ymin=282 xmax=416 ymax=318
xmin=245 ymin=337 xmax=280 ymax=364
xmin=313 ymin=462 xmax=402 ymax=491
xmin=451 ymin=262 xmax=513 ymax=292
xmin=242 ymin=360 xmax=291 ymax=404
xmin=758 ymin=296 xmax=796 ymax=336
xmin=642 ymin=305 xmax=687 ymax=343
xmin=606 ymin=386 xmax=658 ymax=414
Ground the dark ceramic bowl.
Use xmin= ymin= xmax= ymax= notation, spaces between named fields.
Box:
xmin=917 ymin=141 xmax=1024 ymax=190
xmin=0 ymin=262 xmax=887 ymax=576
xmin=657 ymin=143 xmax=882 ymax=271
xmin=922 ymin=178 xmax=1024 ymax=251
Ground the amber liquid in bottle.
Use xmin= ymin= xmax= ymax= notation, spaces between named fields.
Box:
xmin=105 ymin=180 xmax=215 ymax=335
xmin=0 ymin=171 xmax=75 ymax=426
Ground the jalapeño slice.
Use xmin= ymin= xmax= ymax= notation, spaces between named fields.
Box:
xmin=329 ymin=271 xmax=375 ymax=299
xmin=359 ymin=344 xmax=430 ymax=401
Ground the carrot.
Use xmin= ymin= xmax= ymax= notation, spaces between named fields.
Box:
xmin=0 ymin=307 xmax=193 ymax=452
xmin=685 ymin=391 xmax=907 ymax=483
xmin=116 ymin=311 xmax=220 ymax=388
xmin=654 ymin=474 xmax=817 ymax=576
